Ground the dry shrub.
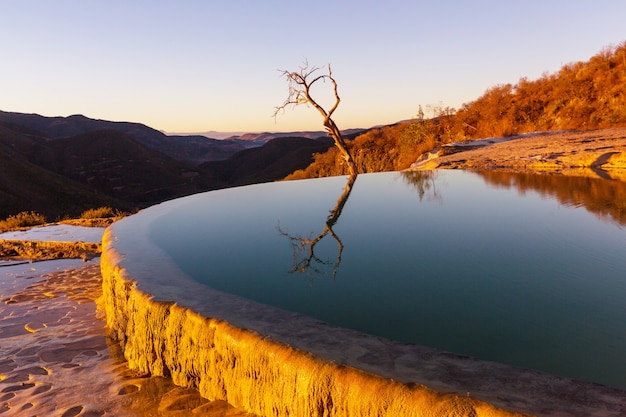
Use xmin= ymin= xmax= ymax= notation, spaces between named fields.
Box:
xmin=0 ymin=211 xmax=47 ymax=233
xmin=80 ymin=206 xmax=118 ymax=219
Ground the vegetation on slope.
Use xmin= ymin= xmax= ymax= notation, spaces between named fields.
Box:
xmin=287 ymin=42 xmax=626 ymax=179
xmin=0 ymin=211 xmax=47 ymax=232
xmin=0 ymin=206 xmax=128 ymax=234
xmin=0 ymin=111 xmax=246 ymax=165
xmin=0 ymin=126 xmax=129 ymax=219
xmin=0 ymin=117 xmax=338 ymax=219
xmin=201 ymin=136 xmax=333 ymax=188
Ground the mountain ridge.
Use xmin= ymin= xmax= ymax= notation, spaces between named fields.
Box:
xmin=0 ymin=124 xmax=130 ymax=219
xmin=0 ymin=110 xmax=245 ymax=165
xmin=0 ymin=110 xmax=367 ymax=165
xmin=0 ymin=114 xmax=364 ymax=219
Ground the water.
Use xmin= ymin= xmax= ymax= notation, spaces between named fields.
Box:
xmin=147 ymin=171 xmax=626 ymax=389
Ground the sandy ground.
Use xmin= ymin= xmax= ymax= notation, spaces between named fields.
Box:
xmin=1 ymin=231 xmax=255 ymax=416
xmin=411 ymin=127 xmax=626 ymax=181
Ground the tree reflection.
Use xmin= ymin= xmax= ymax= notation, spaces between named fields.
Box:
xmin=400 ymin=170 xmax=441 ymax=202
xmin=278 ymin=174 xmax=356 ymax=279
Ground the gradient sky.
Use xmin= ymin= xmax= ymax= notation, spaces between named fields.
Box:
xmin=2 ymin=1 xmax=625 ymax=134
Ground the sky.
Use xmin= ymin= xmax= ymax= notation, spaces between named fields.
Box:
xmin=1 ymin=1 xmax=625 ymax=135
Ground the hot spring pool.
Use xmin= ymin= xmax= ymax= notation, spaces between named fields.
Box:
xmin=109 ymin=170 xmax=626 ymax=390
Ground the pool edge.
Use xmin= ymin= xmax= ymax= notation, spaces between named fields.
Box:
xmin=100 ymin=227 xmax=528 ymax=417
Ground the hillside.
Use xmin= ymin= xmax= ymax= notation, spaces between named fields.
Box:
xmin=0 ymin=111 xmax=246 ymax=165
xmin=0 ymin=111 xmax=367 ymax=166
xmin=0 ymin=121 xmax=343 ymax=219
xmin=32 ymin=130 xmax=209 ymax=204
xmin=228 ymin=129 xmax=365 ymax=143
xmin=201 ymin=136 xmax=333 ymax=187
xmin=0 ymin=122 xmax=214 ymax=217
xmin=287 ymin=42 xmax=626 ymax=179
xmin=0 ymin=125 xmax=128 ymax=219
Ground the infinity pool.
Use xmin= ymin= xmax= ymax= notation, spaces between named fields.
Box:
xmin=142 ymin=170 xmax=625 ymax=389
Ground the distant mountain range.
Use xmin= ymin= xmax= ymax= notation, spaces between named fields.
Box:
xmin=0 ymin=110 xmax=364 ymax=165
xmin=0 ymin=110 xmax=367 ymax=219
xmin=217 ymin=129 xmax=365 ymax=142
xmin=169 ymin=129 xmax=365 ymax=141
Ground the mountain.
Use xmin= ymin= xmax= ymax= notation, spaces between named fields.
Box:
xmin=170 ymin=129 xmax=365 ymax=142
xmin=0 ymin=121 xmax=212 ymax=215
xmin=152 ymin=134 xmax=248 ymax=164
xmin=0 ymin=111 xmax=247 ymax=165
xmin=186 ymin=130 xmax=248 ymax=140
xmin=0 ymin=115 xmax=356 ymax=219
xmin=0 ymin=110 xmax=368 ymax=166
xmin=225 ymin=129 xmax=365 ymax=143
xmin=201 ymin=136 xmax=334 ymax=187
xmin=0 ymin=124 xmax=129 ymax=219
xmin=31 ymin=129 xmax=209 ymax=204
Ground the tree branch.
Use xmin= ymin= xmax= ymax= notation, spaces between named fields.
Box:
xmin=274 ymin=61 xmax=358 ymax=176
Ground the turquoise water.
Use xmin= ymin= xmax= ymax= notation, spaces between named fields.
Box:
xmin=148 ymin=171 xmax=626 ymax=389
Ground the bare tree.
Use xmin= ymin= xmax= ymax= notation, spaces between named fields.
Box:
xmin=275 ymin=61 xmax=358 ymax=176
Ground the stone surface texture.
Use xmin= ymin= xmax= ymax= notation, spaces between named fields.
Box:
xmin=411 ymin=128 xmax=626 ymax=182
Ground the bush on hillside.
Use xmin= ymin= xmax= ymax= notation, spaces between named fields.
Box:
xmin=80 ymin=206 xmax=119 ymax=219
xmin=0 ymin=211 xmax=47 ymax=233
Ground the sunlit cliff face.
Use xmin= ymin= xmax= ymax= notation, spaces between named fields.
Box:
xmin=100 ymin=230 xmax=524 ymax=417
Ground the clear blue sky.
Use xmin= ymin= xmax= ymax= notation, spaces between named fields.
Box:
xmin=1 ymin=1 xmax=625 ymax=134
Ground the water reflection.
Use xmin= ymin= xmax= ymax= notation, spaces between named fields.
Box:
xmin=474 ymin=170 xmax=626 ymax=226
xmin=144 ymin=170 xmax=626 ymax=388
xmin=399 ymin=171 xmax=441 ymax=202
xmin=279 ymin=172 xmax=444 ymax=280
xmin=278 ymin=174 xmax=356 ymax=278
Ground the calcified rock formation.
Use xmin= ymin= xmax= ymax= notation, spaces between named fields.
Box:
xmin=411 ymin=128 xmax=626 ymax=181
xmin=100 ymin=229 xmax=527 ymax=417
xmin=0 ymin=239 xmax=101 ymax=260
